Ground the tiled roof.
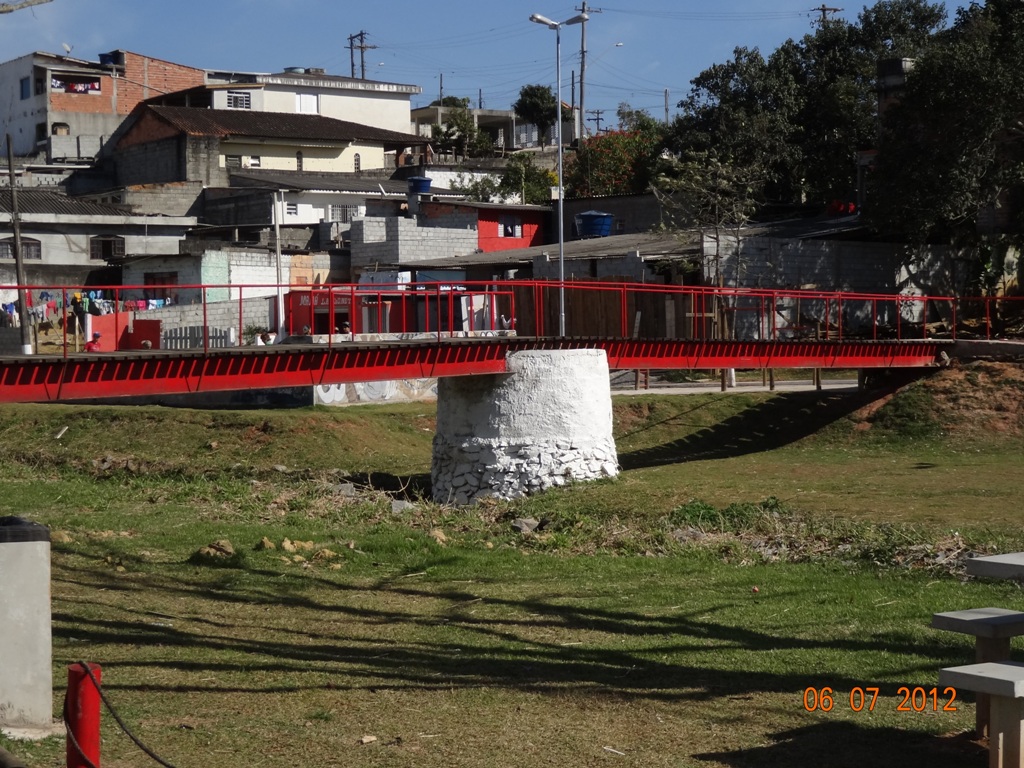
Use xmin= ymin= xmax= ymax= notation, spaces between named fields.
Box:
xmin=0 ymin=188 xmax=131 ymax=217
xmin=148 ymin=106 xmax=426 ymax=146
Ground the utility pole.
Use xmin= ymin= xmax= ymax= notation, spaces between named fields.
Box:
xmin=5 ymin=135 xmax=32 ymax=354
xmin=346 ymin=31 xmax=377 ymax=79
xmin=586 ymin=108 xmax=605 ymax=133
xmin=664 ymin=88 xmax=670 ymax=124
xmin=575 ymin=2 xmax=602 ymax=138
xmin=810 ymin=4 xmax=842 ymax=26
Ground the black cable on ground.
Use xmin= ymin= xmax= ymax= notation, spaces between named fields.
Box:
xmin=0 ymin=744 xmax=28 ymax=768
xmin=72 ymin=661 xmax=179 ymax=768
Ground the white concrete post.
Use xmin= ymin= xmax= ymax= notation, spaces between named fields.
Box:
xmin=0 ymin=517 xmax=55 ymax=738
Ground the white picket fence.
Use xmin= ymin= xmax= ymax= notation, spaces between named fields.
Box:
xmin=162 ymin=326 xmax=237 ymax=350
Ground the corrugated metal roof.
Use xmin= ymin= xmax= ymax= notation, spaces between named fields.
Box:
xmin=148 ymin=106 xmax=426 ymax=146
xmin=229 ymin=170 xmax=454 ymax=195
xmin=397 ymin=233 xmax=701 ymax=269
xmin=0 ymin=189 xmax=132 ymax=217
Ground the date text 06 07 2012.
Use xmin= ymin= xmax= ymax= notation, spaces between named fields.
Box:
xmin=802 ymin=687 xmax=958 ymax=713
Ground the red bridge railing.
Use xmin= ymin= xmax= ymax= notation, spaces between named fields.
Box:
xmin=0 ymin=279 xmax=1021 ymax=357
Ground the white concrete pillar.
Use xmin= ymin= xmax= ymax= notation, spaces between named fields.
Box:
xmin=432 ymin=349 xmax=619 ymax=505
xmin=0 ymin=517 xmax=54 ymax=737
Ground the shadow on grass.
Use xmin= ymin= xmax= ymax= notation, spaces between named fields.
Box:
xmin=50 ymin=558 xmax=976 ymax=705
xmin=695 ymin=722 xmax=985 ymax=768
xmin=618 ymin=377 xmax=916 ymax=470
xmin=346 ymin=470 xmax=432 ymax=500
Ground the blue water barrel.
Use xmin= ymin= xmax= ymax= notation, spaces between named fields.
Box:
xmin=577 ymin=210 xmax=613 ymax=238
xmin=408 ymin=176 xmax=432 ymax=195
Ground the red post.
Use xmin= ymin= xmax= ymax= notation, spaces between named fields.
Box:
xmin=66 ymin=662 xmax=101 ymax=768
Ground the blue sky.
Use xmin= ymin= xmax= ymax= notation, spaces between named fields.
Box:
xmin=0 ymin=0 xmax=970 ymax=127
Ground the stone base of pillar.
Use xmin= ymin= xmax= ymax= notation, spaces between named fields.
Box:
xmin=432 ymin=350 xmax=618 ymax=505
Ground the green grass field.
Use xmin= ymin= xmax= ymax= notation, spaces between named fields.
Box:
xmin=1 ymin=365 xmax=1021 ymax=767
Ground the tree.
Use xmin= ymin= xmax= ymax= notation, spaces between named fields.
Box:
xmin=669 ymin=0 xmax=947 ymax=207
xmin=499 ymin=153 xmax=557 ymax=205
xmin=430 ymin=96 xmax=471 ymax=108
xmin=452 ymin=154 xmax=556 ymax=205
xmin=867 ymin=1 xmax=1024 ymax=247
xmin=430 ymin=98 xmax=480 ymax=161
xmin=513 ymin=85 xmax=558 ymax=146
xmin=563 ymin=105 xmax=665 ymax=197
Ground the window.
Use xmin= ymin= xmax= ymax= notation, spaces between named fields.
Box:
xmin=89 ymin=235 xmax=125 ymax=261
xmin=499 ymin=215 xmax=522 ymax=238
xmin=328 ymin=205 xmax=357 ymax=223
xmin=353 ymin=153 xmax=361 ymax=172
xmin=20 ymin=77 xmax=30 ymax=100
xmin=225 ymin=155 xmax=242 ymax=170
xmin=285 ymin=202 xmax=298 ymax=216
xmin=226 ymin=90 xmax=251 ymax=109
xmin=296 ymin=93 xmax=317 ymax=114
xmin=143 ymin=272 xmax=178 ymax=301
xmin=248 ymin=155 xmax=261 ymax=168
xmin=295 ymin=151 xmax=304 ymax=171
xmin=34 ymin=123 xmax=46 ymax=144
xmin=52 ymin=122 xmax=70 ymax=136
xmin=0 ymin=237 xmax=41 ymax=260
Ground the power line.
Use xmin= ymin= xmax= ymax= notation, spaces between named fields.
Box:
xmin=0 ymin=0 xmax=52 ymax=14
xmin=810 ymin=4 xmax=843 ymax=26
xmin=347 ymin=31 xmax=378 ymax=79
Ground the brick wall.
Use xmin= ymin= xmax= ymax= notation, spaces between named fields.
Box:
xmin=49 ymin=54 xmax=203 ymax=118
xmin=118 ymin=53 xmax=205 ymax=115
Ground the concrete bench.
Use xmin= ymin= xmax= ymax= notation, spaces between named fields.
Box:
xmin=940 ymin=661 xmax=1024 ymax=768
xmin=932 ymin=608 xmax=1024 ymax=737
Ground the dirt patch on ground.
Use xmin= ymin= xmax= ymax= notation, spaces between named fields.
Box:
xmin=853 ymin=361 xmax=1024 ymax=438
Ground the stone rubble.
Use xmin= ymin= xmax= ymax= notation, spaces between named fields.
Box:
xmin=432 ymin=437 xmax=619 ymax=506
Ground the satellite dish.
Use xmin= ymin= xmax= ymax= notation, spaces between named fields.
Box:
xmin=61 ymin=42 xmax=72 ymax=55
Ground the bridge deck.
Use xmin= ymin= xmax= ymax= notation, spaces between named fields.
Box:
xmin=0 ymin=336 xmax=951 ymax=404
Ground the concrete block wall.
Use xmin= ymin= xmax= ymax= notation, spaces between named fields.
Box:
xmin=532 ymin=252 xmax=656 ymax=282
xmin=707 ymin=235 xmax=966 ymax=338
xmin=351 ymin=217 xmax=478 ymax=269
xmin=122 ymin=182 xmax=205 ymax=217
xmin=126 ymin=295 xmax=274 ymax=347
xmin=115 ymin=138 xmax=183 ymax=186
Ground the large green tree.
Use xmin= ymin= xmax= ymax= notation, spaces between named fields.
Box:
xmin=669 ymin=0 xmax=946 ymax=207
xmin=513 ymin=85 xmax=558 ymax=146
xmin=563 ymin=104 xmax=665 ymax=197
xmin=866 ymin=0 xmax=1024 ymax=252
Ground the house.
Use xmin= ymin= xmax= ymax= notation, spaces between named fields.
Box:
xmin=410 ymin=104 xmax=574 ymax=155
xmin=350 ymin=195 xmax=549 ymax=276
xmin=203 ymin=67 xmax=422 ymax=135
xmin=110 ymin=105 xmax=428 ymax=188
xmin=0 ymin=187 xmax=196 ymax=292
xmin=0 ymin=49 xmax=205 ymax=162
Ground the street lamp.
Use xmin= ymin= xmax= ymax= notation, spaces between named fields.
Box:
xmin=530 ymin=11 xmax=587 ymax=337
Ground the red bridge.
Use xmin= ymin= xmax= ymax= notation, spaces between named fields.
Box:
xmin=0 ymin=280 xmax=1015 ymax=404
